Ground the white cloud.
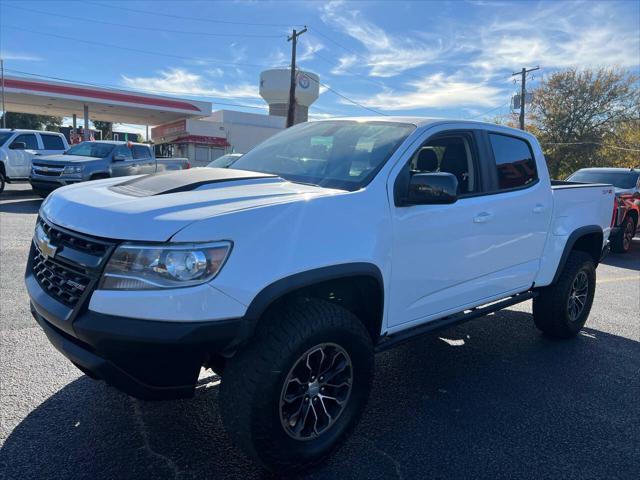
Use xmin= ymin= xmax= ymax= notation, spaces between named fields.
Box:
xmin=320 ymin=0 xmax=448 ymax=77
xmin=298 ymin=38 xmax=324 ymax=62
xmin=346 ymin=73 xmax=506 ymax=110
xmin=121 ymin=68 xmax=261 ymax=100
xmin=2 ymin=51 xmax=42 ymax=62
xmin=470 ymin=3 xmax=640 ymax=71
xmin=320 ymin=0 xmax=639 ymax=82
xmin=330 ymin=54 xmax=358 ymax=75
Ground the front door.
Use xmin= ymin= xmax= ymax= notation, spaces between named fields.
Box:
xmin=7 ymin=133 xmax=39 ymax=178
xmin=386 ymin=126 xmax=549 ymax=330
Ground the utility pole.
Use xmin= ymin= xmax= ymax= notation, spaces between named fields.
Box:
xmin=286 ymin=26 xmax=307 ymax=128
xmin=512 ymin=66 xmax=539 ymax=130
xmin=1 ymin=58 xmax=6 ymax=128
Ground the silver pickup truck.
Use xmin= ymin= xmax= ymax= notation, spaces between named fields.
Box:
xmin=29 ymin=140 xmax=189 ymax=196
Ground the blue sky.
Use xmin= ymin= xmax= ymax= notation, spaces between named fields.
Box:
xmin=1 ymin=0 xmax=639 ymax=129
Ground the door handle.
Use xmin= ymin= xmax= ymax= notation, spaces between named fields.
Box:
xmin=533 ymin=204 xmax=546 ymax=214
xmin=473 ymin=212 xmax=493 ymax=223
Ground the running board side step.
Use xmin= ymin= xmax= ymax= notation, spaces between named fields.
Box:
xmin=374 ymin=291 xmax=537 ymax=353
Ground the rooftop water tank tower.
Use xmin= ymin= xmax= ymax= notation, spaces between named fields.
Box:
xmin=259 ymin=69 xmax=319 ymax=124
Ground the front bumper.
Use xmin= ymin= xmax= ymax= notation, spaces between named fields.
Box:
xmin=27 ymin=267 xmax=245 ymax=400
xmin=29 ymin=175 xmax=81 ymax=191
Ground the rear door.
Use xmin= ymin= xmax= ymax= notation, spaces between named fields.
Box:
xmin=386 ymin=124 xmax=551 ymax=330
xmin=38 ymin=133 xmax=67 ymax=155
xmin=132 ymin=145 xmax=156 ymax=173
xmin=7 ymin=133 xmax=39 ymax=177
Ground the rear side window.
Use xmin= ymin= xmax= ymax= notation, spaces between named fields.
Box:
xmin=12 ymin=134 xmax=38 ymax=150
xmin=132 ymin=145 xmax=151 ymax=159
xmin=489 ymin=133 xmax=537 ymax=190
xmin=113 ymin=145 xmax=133 ymax=160
xmin=41 ymin=134 xmax=65 ymax=150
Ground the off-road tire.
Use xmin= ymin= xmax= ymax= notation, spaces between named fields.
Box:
xmin=533 ymin=251 xmax=595 ymax=338
xmin=611 ymin=215 xmax=635 ymax=253
xmin=219 ymin=297 xmax=374 ymax=472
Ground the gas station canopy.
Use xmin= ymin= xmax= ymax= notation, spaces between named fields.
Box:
xmin=2 ymin=75 xmax=212 ymax=125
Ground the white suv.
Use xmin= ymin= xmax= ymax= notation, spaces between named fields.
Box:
xmin=0 ymin=129 xmax=69 ymax=193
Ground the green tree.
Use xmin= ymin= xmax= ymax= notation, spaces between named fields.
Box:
xmin=0 ymin=112 xmax=63 ymax=131
xmin=92 ymin=121 xmax=113 ymax=140
xmin=529 ymin=68 xmax=639 ymax=179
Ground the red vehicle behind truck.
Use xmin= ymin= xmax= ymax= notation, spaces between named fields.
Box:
xmin=568 ymin=168 xmax=640 ymax=253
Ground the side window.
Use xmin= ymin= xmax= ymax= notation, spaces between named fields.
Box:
xmin=41 ymin=134 xmax=65 ymax=150
xmin=113 ymin=145 xmax=133 ymax=160
xmin=409 ymin=134 xmax=478 ymax=195
xmin=11 ymin=134 xmax=38 ymax=150
xmin=489 ymin=133 xmax=537 ymax=190
xmin=132 ymin=145 xmax=150 ymax=159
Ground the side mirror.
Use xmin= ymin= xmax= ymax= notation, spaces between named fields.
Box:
xmin=113 ymin=154 xmax=126 ymax=162
xmin=10 ymin=142 xmax=26 ymax=150
xmin=405 ymin=172 xmax=458 ymax=205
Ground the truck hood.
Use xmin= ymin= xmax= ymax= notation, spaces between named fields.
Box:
xmin=41 ymin=168 xmax=342 ymax=241
xmin=35 ymin=154 xmax=101 ymax=163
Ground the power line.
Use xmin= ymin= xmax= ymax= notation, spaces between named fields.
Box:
xmin=86 ymin=0 xmax=304 ymax=28
xmin=309 ymin=76 xmax=388 ymax=116
xmin=543 ymin=142 xmax=640 ymax=152
xmin=466 ymin=102 xmax=510 ymax=120
xmin=3 ymin=25 xmax=281 ymax=69
xmin=4 ymin=4 xmax=286 ymax=38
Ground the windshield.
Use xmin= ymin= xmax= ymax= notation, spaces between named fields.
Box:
xmin=568 ymin=170 xmax=639 ymax=189
xmin=64 ymin=142 xmax=116 ymax=158
xmin=0 ymin=132 xmax=13 ymax=146
xmin=208 ymin=154 xmax=241 ymax=168
xmin=231 ymin=121 xmax=416 ymax=191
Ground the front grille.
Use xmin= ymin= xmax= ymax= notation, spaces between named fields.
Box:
xmin=32 ymin=163 xmax=64 ymax=177
xmin=33 ymin=169 xmax=62 ymax=177
xmin=31 ymin=219 xmax=114 ymax=308
xmin=39 ymin=221 xmax=110 ymax=257
xmin=32 ymin=249 xmax=91 ymax=307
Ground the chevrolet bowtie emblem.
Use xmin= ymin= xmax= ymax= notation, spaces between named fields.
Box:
xmin=37 ymin=232 xmax=57 ymax=259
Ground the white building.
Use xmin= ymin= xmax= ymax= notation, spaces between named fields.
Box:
xmin=151 ymin=110 xmax=285 ymax=166
xmin=151 ymin=68 xmax=319 ymax=166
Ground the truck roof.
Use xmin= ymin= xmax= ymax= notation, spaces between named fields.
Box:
xmin=312 ymin=116 xmax=528 ymax=134
xmin=80 ymin=140 xmax=148 ymax=146
xmin=575 ymin=167 xmax=639 ymax=173
xmin=0 ymin=128 xmax=65 ymax=135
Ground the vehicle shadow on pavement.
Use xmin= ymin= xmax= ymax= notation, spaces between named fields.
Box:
xmin=1 ymin=310 xmax=638 ymax=480
xmin=0 ymin=198 xmax=42 ymax=214
xmin=601 ymin=239 xmax=640 ymax=272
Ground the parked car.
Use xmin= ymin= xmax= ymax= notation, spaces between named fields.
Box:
xmin=567 ymin=167 xmax=639 ymax=253
xmin=29 ymin=140 xmax=189 ymax=197
xmin=0 ymin=129 xmax=69 ymax=193
xmin=26 ymin=118 xmax=614 ymax=472
xmin=207 ymin=153 xmax=242 ymax=168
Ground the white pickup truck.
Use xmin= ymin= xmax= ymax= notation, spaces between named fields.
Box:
xmin=0 ymin=129 xmax=69 ymax=193
xmin=26 ymin=118 xmax=614 ymax=472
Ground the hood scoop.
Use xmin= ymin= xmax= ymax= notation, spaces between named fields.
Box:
xmin=110 ymin=168 xmax=277 ymax=197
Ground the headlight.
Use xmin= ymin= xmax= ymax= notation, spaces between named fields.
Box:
xmin=100 ymin=241 xmax=232 ymax=290
xmin=63 ymin=165 xmax=83 ymax=175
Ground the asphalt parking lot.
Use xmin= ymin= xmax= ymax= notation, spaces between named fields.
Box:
xmin=1 ymin=183 xmax=638 ymax=480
